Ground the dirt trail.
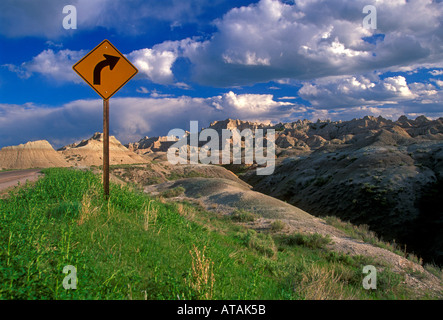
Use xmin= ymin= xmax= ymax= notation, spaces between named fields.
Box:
xmin=0 ymin=169 xmax=42 ymax=193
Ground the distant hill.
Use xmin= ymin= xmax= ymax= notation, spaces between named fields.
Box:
xmin=126 ymin=135 xmax=177 ymax=154
xmin=0 ymin=140 xmax=70 ymax=170
xmin=59 ymin=132 xmax=148 ymax=166
xmin=0 ymin=133 xmax=150 ymax=171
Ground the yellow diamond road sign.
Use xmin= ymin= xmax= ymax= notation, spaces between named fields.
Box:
xmin=73 ymin=39 xmax=138 ymax=100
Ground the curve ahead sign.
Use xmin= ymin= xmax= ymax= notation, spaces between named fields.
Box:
xmin=73 ymin=39 xmax=138 ymax=100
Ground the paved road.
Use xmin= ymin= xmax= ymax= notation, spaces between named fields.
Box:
xmin=0 ymin=169 xmax=42 ymax=193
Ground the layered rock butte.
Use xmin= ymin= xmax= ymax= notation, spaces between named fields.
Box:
xmin=0 ymin=140 xmax=70 ymax=170
xmin=59 ymin=132 xmax=148 ymax=166
xmin=126 ymin=135 xmax=177 ymax=154
xmin=0 ymin=133 xmax=148 ymax=170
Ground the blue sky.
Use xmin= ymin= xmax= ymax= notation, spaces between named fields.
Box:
xmin=1 ymin=0 xmax=443 ymax=149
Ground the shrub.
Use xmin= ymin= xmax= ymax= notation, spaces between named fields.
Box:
xmin=230 ymin=209 xmax=255 ymax=222
xmin=280 ymin=233 xmax=332 ymax=249
xmin=238 ymin=229 xmax=277 ymax=258
xmin=161 ymin=186 xmax=185 ymax=198
xmin=270 ymin=220 xmax=286 ymax=232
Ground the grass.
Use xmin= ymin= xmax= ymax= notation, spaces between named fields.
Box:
xmin=270 ymin=220 xmax=286 ymax=232
xmin=143 ymin=177 xmax=163 ymax=186
xmin=167 ymin=170 xmax=207 ymax=181
xmin=424 ymin=263 xmax=443 ymax=281
xmin=229 ymin=209 xmax=255 ymax=222
xmin=221 ymin=164 xmax=252 ymax=175
xmin=277 ymin=233 xmax=332 ymax=250
xmin=0 ymin=168 xmax=435 ymax=299
xmin=236 ymin=229 xmax=277 ymax=258
xmin=160 ymin=186 xmax=186 ymax=198
xmin=186 ymin=244 xmax=215 ymax=299
xmin=323 ymin=216 xmax=439 ymax=270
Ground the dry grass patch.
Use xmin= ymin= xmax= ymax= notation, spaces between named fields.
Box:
xmin=142 ymin=200 xmax=157 ymax=231
xmin=174 ymin=202 xmax=196 ymax=220
xmin=77 ymin=190 xmax=100 ymax=226
xmin=297 ymin=265 xmax=357 ymax=300
xmin=186 ymin=244 xmax=215 ymax=300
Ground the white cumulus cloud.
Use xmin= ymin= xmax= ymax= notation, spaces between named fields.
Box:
xmin=4 ymin=49 xmax=86 ymax=82
xmin=5 ymin=44 xmax=180 ymax=85
xmin=0 ymin=93 xmax=298 ymax=148
xmin=127 ymin=48 xmax=177 ymax=84
xmin=177 ymin=0 xmax=443 ymax=86
xmin=298 ymin=75 xmax=417 ymax=109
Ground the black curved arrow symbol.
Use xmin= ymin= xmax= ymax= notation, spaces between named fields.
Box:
xmin=93 ymin=54 xmax=120 ymax=85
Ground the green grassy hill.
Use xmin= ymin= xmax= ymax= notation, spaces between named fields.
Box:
xmin=0 ymin=168 xmax=439 ymax=299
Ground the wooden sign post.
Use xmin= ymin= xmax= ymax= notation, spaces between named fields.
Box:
xmin=103 ymin=99 xmax=110 ymax=196
xmin=72 ymin=40 xmax=138 ymax=197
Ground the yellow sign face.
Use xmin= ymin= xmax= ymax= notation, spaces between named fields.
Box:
xmin=73 ymin=39 xmax=138 ymax=100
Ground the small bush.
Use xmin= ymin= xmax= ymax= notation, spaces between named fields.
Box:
xmin=143 ymin=177 xmax=162 ymax=186
xmin=161 ymin=186 xmax=185 ymax=198
xmin=238 ymin=229 xmax=277 ymax=258
xmin=313 ymin=176 xmax=332 ymax=187
xmin=270 ymin=220 xmax=286 ymax=232
xmin=230 ymin=209 xmax=255 ymax=222
xmin=280 ymin=233 xmax=332 ymax=249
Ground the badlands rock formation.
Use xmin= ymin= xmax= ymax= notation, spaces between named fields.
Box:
xmin=214 ymin=115 xmax=443 ymax=265
xmin=0 ymin=140 xmax=70 ymax=170
xmin=134 ymin=116 xmax=441 ymax=265
xmin=207 ymin=119 xmax=270 ymax=133
xmin=59 ymin=132 xmax=148 ymax=166
xmin=127 ymin=119 xmax=272 ymax=155
xmin=126 ymin=135 xmax=177 ymax=154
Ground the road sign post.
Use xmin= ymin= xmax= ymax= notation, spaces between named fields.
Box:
xmin=103 ymin=99 xmax=110 ymax=197
xmin=72 ymin=40 xmax=138 ymax=197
